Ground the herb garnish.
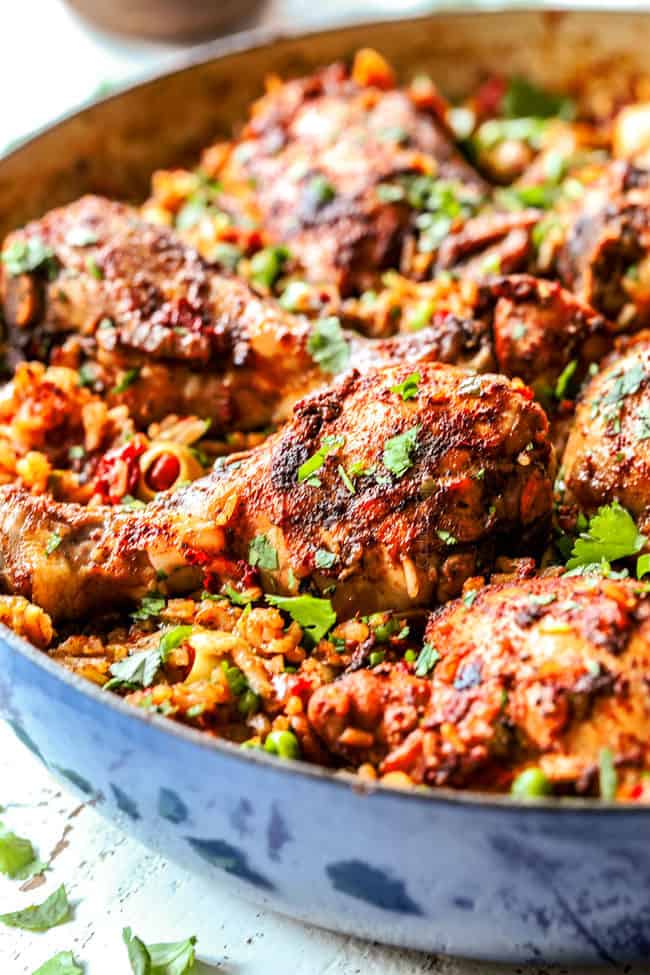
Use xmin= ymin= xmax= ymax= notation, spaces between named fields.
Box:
xmin=1 ymin=236 xmax=57 ymax=277
xmin=0 ymin=884 xmax=70 ymax=931
xmin=132 ymin=592 xmax=166 ymax=621
xmin=307 ymin=317 xmax=350 ymax=374
xmin=566 ymin=501 xmax=646 ymax=570
xmin=266 ymin=593 xmax=336 ymax=645
xmin=382 ymin=425 xmax=420 ymax=478
xmin=45 ymin=533 xmax=62 ymax=557
xmin=104 ymin=625 xmax=193 ymax=691
xmin=415 ymin=641 xmax=440 ymax=677
xmin=33 ymin=951 xmax=83 ymax=975
xmin=297 ymin=435 xmax=345 ymax=485
xmin=123 ymin=927 xmax=197 ymax=975
xmin=315 ymin=549 xmax=337 ymax=569
xmin=112 ymin=368 xmax=140 ymax=394
xmin=390 ymin=371 xmax=420 ymax=401
xmin=599 ymin=748 xmax=618 ymax=801
xmin=248 ymin=534 xmax=279 ymax=571
xmin=0 ymin=823 xmax=38 ymax=878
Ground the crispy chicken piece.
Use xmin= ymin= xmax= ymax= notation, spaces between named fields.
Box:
xmin=207 ymin=59 xmax=487 ymax=293
xmin=0 ymin=363 xmax=553 ymax=621
xmin=555 ymin=162 xmax=650 ymax=330
xmin=308 ymin=576 xmax=650 ymax=795
xmin=1 ymin=196 xmax=504 ymax=432
xmin=345 ymin=273 xmax=611 ymax=398
xmin=559 ymin=331 xmax=650 ymax=534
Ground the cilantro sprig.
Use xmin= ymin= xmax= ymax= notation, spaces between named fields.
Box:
xmin=123 ymin=926 xmax=197 ymax=975
xmin=566 ymin=501 xmax=646 ymax=571
xmin=266 ymin=593 xmax=336 ymax=645
xmin=382 ymin=425 xmax=420 ymax=478
xmin=307 ymin=317 xmax=350 ymax=374
xmin=297 ymin=435 xmax=345 ymax=485
xmin=104 ymin=625 xmax=193 ymax=692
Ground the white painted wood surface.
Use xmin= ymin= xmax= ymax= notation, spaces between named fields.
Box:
xmin=1 ymin=3 xmax=648 ymax=971
xmin=1 ymin=723 xmax=636 ymax=974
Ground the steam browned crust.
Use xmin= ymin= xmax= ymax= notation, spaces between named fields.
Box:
xmin=0 ymin=363 xmax=553 ymax=621
xmin=308 ymin=576 xmax=650 ymax=793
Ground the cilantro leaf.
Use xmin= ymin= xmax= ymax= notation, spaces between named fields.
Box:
xmin=554 ymin=359 xmax=578 ymax=400
xmin=502 ymin=77 xmax=575 ymax=120
xmin=566 ymin=502 xmax=646 ymax=570
xmin=415 ymin=642 xmax=440 ymax=677
xmin=297 ymin=435 xmax=345 ymax=483
xmin=315 ymin=548 xmax=337 ymax=569
xmin=637 ymin=553 xmax=650 ymax=579
xmin=249 ymin=245 xmax=289 ymax=289
xmin=266 ymin=593 xmax=336 ymax=645
xmin=112 ymin=368 xmax=140 ymax=395
xmin=105 ymin=626 xmax=192 ymax=692
xmin=599 ymin=748 xmax=617 ymax=801
xmin=33 ymin=951 xmax=83 ymax=975
xmin=222 ymin=585 xmax=253 ymax=606
xmin=2 ymin=237 xmax=57 ymax=277
xmin=0 ymin=823 xmax=36 ymax=877
xmin=382 ymin=425 xmax=420 ymax=478
xmin=248 ymin=534 xmax=278 ymax=571
xmin=307 ymin=317 xmax=350 ymax=374
xmin=123 ymin=926 xmax=197 ymax=975
xmin=132 ymin=592 xmax=166 ymax=621
xmin=0 ymin=883 xmax=71 ymax=931
xmin=45 ymin=532 xmax=62 ymax=557
xmin=390 ymin=371 xmax=420 ymax=401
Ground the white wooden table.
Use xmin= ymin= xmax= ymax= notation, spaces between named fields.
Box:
xmin=1 ymin=3 xmax=647 ymax=972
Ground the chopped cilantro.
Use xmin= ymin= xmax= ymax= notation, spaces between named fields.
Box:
xmin=307 ymin=317 xmax=350 ymax=374
xmin=266 ymin=593 xmax=336 ymax=645
xmin=566 ymin=501 xmax=646 ymax=570
xmin=123 ymin=927 xmax=197 ymax=975
xmin=249 ymin=245 xmax=289 ymax=289
xmin=407 ymin=299 xmax=434 ymax=332
xmin=554 ymin=359 xmax=578 ymax=400
xmin=382 ymin=425 xmax=420 ymax=478
xmin=222 ymin=584 xmax=253 ymax=606
xmin=85 ymin=255 xmax=103 ymax=280
xmin=463 ymin=590 xmax=479 ymax=609
xmin=297 ymin=435 xmax=345 ymax=484
xmin=248 ymin=534 xmax=279 ymax=571
xmin=637 ymin=553 xmax=650 ymax=579
xmin=0 ymin=884 xmax=70 ymax=931
xmin=112 ymin=368 xmax=140 ymax=394
xmin=315 ymin=549 xmax=337 ymax=569
xmin=77 ymin=363 xmax=97 ymax=388
xmin=105 ymin=626 xmax=191 ymax=692
xmin=1 ymin=237 xmax=57 ymax=277
xmin=502 ymin=77 xmax=575 ymax=120
xmin=45 ymin=532 xmax=62 ymax=557
xmin=132 ymin=591 xmax=166 ymax=621
xmin=390 ymin=371 xmax=420 ymax=401
xmin=599 ymin=748 xmax=617 ymax=801
xmin=415 ymin=641 xmax=440 ymax=677
xmin=33 ymin=951 xmax=83 ymax=975
xmin=437 ymin=530 xmax=457 ymax=545
xmin=337 ymin=464 xmax=355 ymax=494
xmin=369 ymin=650 xmax=385 ymax=667
xmin=0 ymin=823 xmax=37 ymax=878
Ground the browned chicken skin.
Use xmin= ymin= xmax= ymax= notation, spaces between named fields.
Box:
xmin=1 ymin=196 xmax=500 ymax=431
xmin=0 ymin=363 xmax=553 ymax=621
xmin=308 ymin=575 xmax=650 ymax=795
xmin=559 ymin=330 xmax=650 ymax=535
xmin=556 ymin=162 xmax=650 ymax=330
xmin=210 ymin=59 xmax=487 ymax=293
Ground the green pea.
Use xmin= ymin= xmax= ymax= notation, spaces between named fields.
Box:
xmin=369 ymin=650 xmax=385 ymax=667
xmin=510 ymin=767 xmax=552 ymax=799
xmin=264 ymin=730 xmax=301 ymax=760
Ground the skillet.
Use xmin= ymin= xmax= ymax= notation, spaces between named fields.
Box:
xmin=2 ymin=9 xmax=650 ymax=963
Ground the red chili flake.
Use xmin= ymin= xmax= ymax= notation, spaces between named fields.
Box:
xmin=93 ymin=434 xmax=148 ymax=504
xmin=286 ymin=673 xmax=314 ymax=704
